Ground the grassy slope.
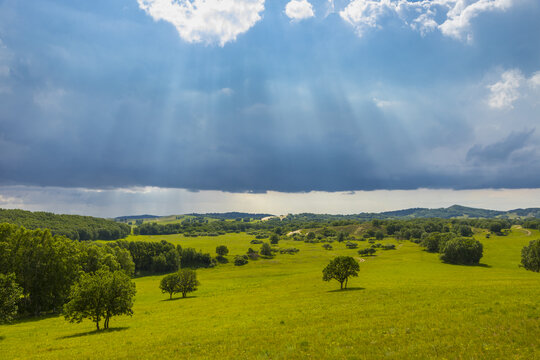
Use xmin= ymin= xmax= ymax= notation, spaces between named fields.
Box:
xmin=1 ymin=229 xmax=539 ymax=359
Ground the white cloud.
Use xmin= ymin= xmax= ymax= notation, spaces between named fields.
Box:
xmin=340 ymin=0 xmax=515 ymax=41
xmin=487 ymin=68 xmax=540 ymax=110
xmin=285 ymin=0 xmax=315 ymax=21
xmin=137 ymin=0 xmax=265 ymax=46
xmin=529 ymin=72 xmax=540 ymax=89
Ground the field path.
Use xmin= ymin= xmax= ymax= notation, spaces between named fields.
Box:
xmin=513 ymin=225 xmax=531 ymax=236
xmin=287 ymin=229 xmax=302 ymax=236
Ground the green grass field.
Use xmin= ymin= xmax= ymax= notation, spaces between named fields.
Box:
xmin=1 ymin=228 xmax=539 ymax=359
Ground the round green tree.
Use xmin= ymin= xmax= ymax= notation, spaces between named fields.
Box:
xmin=160 ymin=273 xmax=182 ymax=300
xmin=322 ymin=256 xmax=360 ymax=290
xmin=176 ymin=269 xmax=200 ymax=298
xmin=521 ymin=239 xmax=540 ymax=272
xmin=63 ymin=268 xmax=136 ymax=330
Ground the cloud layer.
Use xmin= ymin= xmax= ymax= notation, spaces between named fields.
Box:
xmin=340 ymin=0 xmax=515 ymax=40
xmin=0 ymin=0 xmax=538 ymax=194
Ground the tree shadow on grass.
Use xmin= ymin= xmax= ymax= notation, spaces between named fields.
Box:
xmin=0 ymin=335 xmax=5 ymax=341
xmin=161 ymin=295 xmax=198 ymax=302
xmin=443 ymin=262 xmax=491 ymax=268
xmin=57 ymin=327 xmax=129 ymax=340
xmin=327 ymin=287 xmax=365 ymax=293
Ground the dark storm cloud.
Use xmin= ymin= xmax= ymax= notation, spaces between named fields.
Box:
xmin=0 ymin=1 xmax=540 ymax=192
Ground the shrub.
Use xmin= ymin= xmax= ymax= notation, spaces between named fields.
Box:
xmin=381 ymin=244 xmax=396 ymax=250
xmin=520 ymin=239 xmax=540 ymax=272
xmin=234 ymin=255 xmax=248 ymax=266
xmin=260 ymin=243 xmax=273 ymax=257
xmin=440 ymin=238 xmax=483 ymax=265
xmin=358 ymin=248 xmax=376 ymax=256
xmin=216 ymin=245 xmax=229 ymax=256
xmin=270 ymin=234 xmax=280 ymax=245
xmin=250 ymin=239 xmax=263 ymax=244
xmin=279 ymin=248 xmax=300 ymax=254
xmin=345 ymin=241 xmax=358 ymax=249
xmin=322 ymin=244 xmax=333 ymax=250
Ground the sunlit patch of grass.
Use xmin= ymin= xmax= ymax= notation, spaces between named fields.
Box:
xmin=1 ymin=230 xmax=539 ymax=359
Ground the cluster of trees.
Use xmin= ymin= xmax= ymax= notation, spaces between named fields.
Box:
xmin=0 ymin=209 xmax=130 ymax=241
xmin=159 ymin=269 xmax=199 ymax=299
xmin=108 ymin=240 xmax=214 ymax=273
xmin=0 ymin=223 xmax=136 ymax=325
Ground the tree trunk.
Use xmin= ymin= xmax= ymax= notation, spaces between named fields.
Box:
xmin=340 ymin=281 xmax=343 ymax=290
xmin=345 ymin=278 xmax=348 ymax=289
xmin=96 ymin=320 xmax=100 ymax=331
xmin=170 ymin=292 xmax=173 ymax=300
xmin=182 ymin=292 xmax=186 ymax=298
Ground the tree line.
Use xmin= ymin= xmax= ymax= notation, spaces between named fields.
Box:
xmin=0 ymin=208 xmax=130 ymax=240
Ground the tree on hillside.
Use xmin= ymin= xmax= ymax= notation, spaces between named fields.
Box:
xmin=322 ymin=256 xmax=360 ymax=290
xmin=176 ymin=269 xmax=200 ymax=298
xmin=63 ymin=268 xmax=136 ymax=330
xmin=521 ymin=239 xmax=540 ymax=272
xmin=0 ymin=273 xmax=22 ymax=323
xmin=439 ymin=238 xmax=483 ymax=265
xmin=160 ymin=273 xmax=182 ymax=300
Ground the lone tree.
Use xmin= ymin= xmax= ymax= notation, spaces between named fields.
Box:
xmin=439 ymin=238 xmax=483 ymax=265
xmin=521 ymin=239 xmax=540 ymax=272
xmin=322 ymin=256 xmax=360 ymax=290
xmin=0 ymin=273 xmax=22 ymax=323
xmin=160 ymin=273 xmax=182 ymax=299
xmin=63 ymin=268 xmax=136 ymax=330
xmin=216 ymin=245 xmax=229 ymax=257
xmin=176 ymin=269 xmax=200 ymax=298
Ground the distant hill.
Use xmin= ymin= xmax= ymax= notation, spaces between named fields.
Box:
xmin=114 ymin=214 xmax=159 ymax=222
xmin=0 ymin=208 xmax=130 ymax=240
xmin=186 ymin=212 xmax=274 ymax=220
xmin=119 ymin=205 xmax=540 ymax=223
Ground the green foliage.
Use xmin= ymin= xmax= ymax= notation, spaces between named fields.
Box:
xmin=358 ymin=248 xmax=376 ymax=256
xmin=421 ymin=232 xmax=455 ymax=253
xmin=234 ymin=255 xmax=249 ymax=266
xmin=270 ymin=234 xmax=280 ymax=244
xmin=160 ymin=273 xmax=183 ymax=299
xmin=175 ymin=269 xmax=200 ymax=298
xmin=63 ymin=268 xmax=136 ymax=330
xmin=322 ymin=256 xmax=360 ymax=289
xmin=520 ymin=239 xmax=540 ymax=272
xmin=345 ymin=241 xmax=358 ymax=249
xmin=260 ymin=243 xmax=273 ymax=257
xmin=322 ymin=243 xmax=333 ymax=250
xmin=0 ymin=273 xmax=22 ymax=323
xmin=216 ymin=245 xmax=229 ymax=256
xmin=375 ymin=230 xmax=384 ymax=240
xmin=440 ymin=238 xmax=483 ymax=265
xmin=0 ymin=224 xmax=81 ymax=314
xmin=0 ymin=209 xmax=130 ymax=240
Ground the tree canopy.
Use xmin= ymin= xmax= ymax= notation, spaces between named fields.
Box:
xmin=63 ymin=268 xmax=136 ymax=330
xmin=322 ymin=256 xmax=360 ymax=290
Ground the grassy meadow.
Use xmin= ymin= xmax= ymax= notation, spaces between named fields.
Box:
xmin=0 ymin=227 xmax=539 ymax=359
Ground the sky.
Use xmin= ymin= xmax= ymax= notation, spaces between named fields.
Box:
xmin=0 ymin=0 xmax=539 ymax=217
